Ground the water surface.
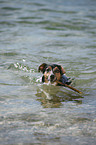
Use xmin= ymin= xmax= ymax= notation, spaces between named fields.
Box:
xmin=0 ymin=0 xmax=96 ymax=144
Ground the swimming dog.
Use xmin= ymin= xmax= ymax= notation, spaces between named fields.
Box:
xmin=38 ymin=63 xmax=72 ymax=86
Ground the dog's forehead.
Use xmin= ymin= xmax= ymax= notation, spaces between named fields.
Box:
xmin=46 ymin=65 xmax=57 ymax=69
xmin=45 ymin=65 xmax=52 ymax=71
xmin=46 ymin=65 xmax=52 ymax=70
xmin=46 ymin=65 xmax=60 ymax=72
xmin=44 ymin=66 xmax=53 ymax=74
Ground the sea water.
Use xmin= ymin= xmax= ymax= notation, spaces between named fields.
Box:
xmin=0 ymin=0 xmax=96 ymax=144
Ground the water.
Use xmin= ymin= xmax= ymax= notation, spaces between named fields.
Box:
xmin=0 ymin=0 xmax=96 ymax=144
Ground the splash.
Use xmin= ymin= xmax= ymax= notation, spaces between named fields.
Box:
xmin=8 ymin=62 xmax=35 ymax=73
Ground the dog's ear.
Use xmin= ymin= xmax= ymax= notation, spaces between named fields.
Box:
xmin=57 ymin=65 xmax=66 ymax=75
xmin=38 ymin=63 xmax=47 ymax=73
xmin=61 ymin=66 xmax=66 ymax=74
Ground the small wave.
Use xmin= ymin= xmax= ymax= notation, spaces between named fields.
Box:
xmin=0 ymin=52 xmax=18 ymax=56
xmin=8 ymin=62 xmax=35 ymax=73
xmin=2 ymin=6 xmax=21 ymax=11
xmin=36 ymin=77 xmax=42 ymax=83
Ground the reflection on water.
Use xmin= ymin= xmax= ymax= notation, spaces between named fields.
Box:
xmin=36 ymin=84 xmax=83 ymax=108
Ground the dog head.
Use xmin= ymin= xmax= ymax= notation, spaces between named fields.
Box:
xmin=38 ymin=63 xmax=66 ymax=85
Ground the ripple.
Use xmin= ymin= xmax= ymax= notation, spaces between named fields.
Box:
xmin=2 ymin=6 xmax=21 ymax=11
xmin=19 ymin=16 xmax=42 ymax=20
xmin=0 ymin=52 xmax=18 ymax=56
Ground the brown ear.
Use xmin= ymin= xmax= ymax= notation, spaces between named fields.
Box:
xmin=60 ymin=66 xmax=66 ymax=74
xmin=38 ymin=63 xmax=47 ymax=73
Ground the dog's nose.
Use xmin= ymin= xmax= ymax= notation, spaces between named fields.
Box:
xmin=50 ymin=74 xmax=55 ymax=82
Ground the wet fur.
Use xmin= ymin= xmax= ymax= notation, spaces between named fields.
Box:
xmin=38 ymin=63 xmax=66 ymax=85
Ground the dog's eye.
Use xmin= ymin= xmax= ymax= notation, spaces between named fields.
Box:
xmin=46 ymin=68 xmax=50 ymax=72
xmin=53 ymin=69 xmax=60 ymax=73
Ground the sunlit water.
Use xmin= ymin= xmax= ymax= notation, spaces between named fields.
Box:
xmin=0 ymin=0 xmax=96 ymax=144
